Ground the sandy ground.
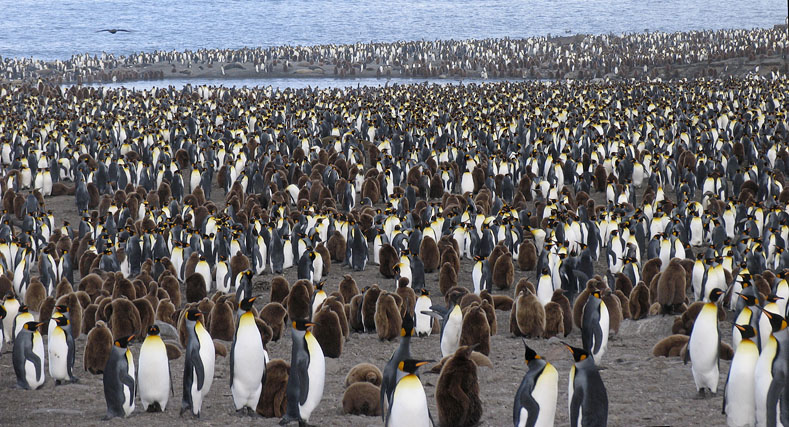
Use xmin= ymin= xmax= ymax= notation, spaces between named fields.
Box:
xmin=0 ymin=187 xmax=736 ymax=427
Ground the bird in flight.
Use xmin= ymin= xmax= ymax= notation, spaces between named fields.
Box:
xmin=96 ymin=29 xmax=132 ymax=34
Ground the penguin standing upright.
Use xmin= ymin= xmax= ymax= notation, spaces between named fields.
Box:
xmin=3 ymin=293 xmax=19 ymax=343
xmin=514 ymin=342 xmax=558 ymax=427
xmin=103 ymin=334 xmax=136 ymax=419
xmin=181 ymin=309 xmax=215 ymax=418
xmin=48 ymin=316 xmax=77 ymax=385
xmin=684 ymin=288 xmax=723 ymax=397
xmin=381 ymin=313 xmax=414 ymax=423
xmin=0 ymin=305 xmax=5 ymax=352
xmin=424 ymin=296 xmax=463 ymax=358
xmin=231 ymin=297 xmax=267 ymax=415
xmin=754 ymin=310 xmax=789 ymax=427
xmin=581 ymin=290 xmax=609 ymax=365
xmin=414 ymin=289 xmax=433 ymax=337
xmin=387 ymin=359 xmax=433 ymax=427
xmin=723 ymin=324 xmax=758 ymax=427
xmin=13 ymin=321 xmax=45 ymax=389
xmin=311 ymin=282 xmax=327 ymax=319
xmin=138 ymin=325 xmax=171 ymax=412
xmin=565 ymin=343 xmax=608 ymax=427
xmin=281 ymin=318 xmax=325 ymax=426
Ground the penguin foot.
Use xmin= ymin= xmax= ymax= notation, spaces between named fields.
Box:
xmin=70 ymin=377 xmax=79 ymax=383
xmin=235 ymin=409 xmax=246 ymax=417
xmin=279 ymin=415 xmax=297 ymax=425
xmin=55 ymin=380 xmax=62 ymax=386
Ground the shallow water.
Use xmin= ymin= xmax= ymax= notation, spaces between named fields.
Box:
xmin=1 ymin=0 xmax=784 ymax=60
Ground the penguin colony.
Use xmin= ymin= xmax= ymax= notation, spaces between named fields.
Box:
xmin=0 ymin=66 xmax=788 ymax=426
xmin=1 ymin=26 xmax=788 ymax=84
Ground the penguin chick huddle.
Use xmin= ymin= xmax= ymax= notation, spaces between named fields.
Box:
xmin=2 ymin=26 xmax=787 ymax=84
xmin=0 ymin=73 xmax=787 ymax=426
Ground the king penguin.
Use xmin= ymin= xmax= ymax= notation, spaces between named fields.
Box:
xmin=723 ymin=324 xmax=758 ymax=427
xmin=0 ymin=305 xmax=5 ymax=352
xmin=684 ymin=287 xmax=723 ymax=397
xmin=386 ymin=359 xmax=433 ymax=427
xmin=564 ymin=343 xmax=608 ymax=427
xmin=754 ymin=310 xmax=789 ymax=427
xmin=13 ymin=321 xmax=45 ymax=390
xmin=48 ymin=316 xmax=77 ymax=385
xmin=424 ymin=295 xmax=463 ymax=358
xmin=581 ymin=290 xmax=609 ymax=365
xmin=414 ymin=289 xmax=433 ymax=337
xmin=281 ymin=318 xmax=325 ymax=426
xmin=138 ymin=325 xmax=171 ymax=412
xmin=181 ymin=308 xmax=215 ymax=418
xmin=231 ymin=297 xmax=267 ymax=415
xmin=103 ymin=334 xmax=136 ymax=419
xmin=514 ymin=341 xmax=558 ymax=427
xmin=381 ymin=313 xmax=414 ymax=423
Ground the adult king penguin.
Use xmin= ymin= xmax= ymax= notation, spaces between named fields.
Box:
xmin=684 ymin=287 xmax=723 ymax=397
xmin=565 ymin=343 xmax=608 ymax=427
xmin=48 ymin=316 xmax=77 ymax=385
xmin=181 ymin=308 xmax=215 ymax=418
xmin=138 ymin=325 xmax=171 ymax=412
xmin=387 ymin=359 xmax=433 ymax=427
xmin=13 ymin=321 xmax=45 ymax=390
xmin=581 ymin=290 xmax=609 ymax=365
xmin=103 ymin=334 xmax=136 ymax=419
xmin=723 ymin=324 xmax=758 ymax=427
xmin=231 ymin=297 xmax=268 ymax=415
xmin=382 ymin=313 xmax=414 ymax=423
xmin=281 ymin=318 xmax=325 ymax=426
xmin=514 ymin=341 xmax=558 ymax=427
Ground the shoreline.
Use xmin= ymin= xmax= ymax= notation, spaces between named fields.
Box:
xmin=2 ymin=27 xmax=788 ymax=86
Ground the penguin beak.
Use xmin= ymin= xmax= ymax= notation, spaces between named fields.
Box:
xmin=734 ymin=324 xmax=746 ymax=332
xmin=415 ymin=361 xmax=430 ymax=368
xmin=128 ymin=334 xmax=135 ymax=341
xmin=305 ymin=322 xmax=317 ymax=328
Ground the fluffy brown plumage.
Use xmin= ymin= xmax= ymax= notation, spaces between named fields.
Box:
xmin=419 ymin=236 xmax=440 ymax=272
xmin=439 ymin=262 xmax=458 ymax=296
xmin=270 ymin=276 xmax=290 ymax=304
xmin=84 ymin=320 xmax=113 ymax=374
xmin=459 ymin=304 xmax=490 ymax=355
xmin=436 ymin=345 xmax=483 ymax=427
xmin=657 ymin=258 xmax=686 ymax=314
xmin=543 ymin=301 xmax=565 ymax=338
xmin=345 ymin=363 xmax=383 ymax=387
xmin=515 ymin=290 xmax=545 ymax=337
xmin=256 ymin=359 xmax=290 ymax=417
xmin=362 ymin=285 xmax=381 ymax=332
xmin=517 ymin=240 xmax=537 ymax=271
xmin=312 ymin=306 xmax=343 ymax=358
xmin=342 ymin=382 xmax=381 ymax=416
xmin=286 ymin=281 xmax=312 ymax=322
xmin=339 ymin=274 xmax=359 ymax=304
xmin=374 ymin=292 xmax=401 ymax=341
xmin=208 ymin=298 xmax=235 ymax=341
xmin=629 ymin=281 xmax=651 ymax=320
xmin=259 ymin=302 xmax=287 ymax=342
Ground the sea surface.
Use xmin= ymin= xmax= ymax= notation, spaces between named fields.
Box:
xmin=1 ymin=0 xmax=785 ymax=60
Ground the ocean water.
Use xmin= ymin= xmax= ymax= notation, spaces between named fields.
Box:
xmin=1 ymin=0 xmax=785 ymax=60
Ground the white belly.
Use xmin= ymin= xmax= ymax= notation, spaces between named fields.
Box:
xmin=689 ymin=312 xmax=719 ymax=392
xmin=441 ymin=314 xmax=462 ymax=358
xmin=299 ymin=334 xmax=325 ymax=422
xmin=755 ymin=341 xmax=777 ymax=427
xmin=138 ymin=340 xmax=171 ymax=410
xmin=593 ymin=307 xmax=609 ymax=364
xmin=725 ymin=344 xmax=758 ymax=427
xmin=389 ymin=380 xmax=431 ymax=427
xmin=47 ymin=333 xmax=69 ymax=380
xmin=414 ymin=298 xmax=432 ymax=337
xmin=231 ymin=328 xmax=266 ymax=409
xmin=532 ymin=365 xmax=559 ymax=427
xmin=537 ymin=279 xmax=553 ymax=307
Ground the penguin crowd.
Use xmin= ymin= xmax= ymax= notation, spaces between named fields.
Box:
xmin=1 ymin=26 xmax=787 ymax=84
xmin=0 ymin=70 xmax=788 ymax=426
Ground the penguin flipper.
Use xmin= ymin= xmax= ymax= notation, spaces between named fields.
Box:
xmin=189 ymin=346 xmax=206 ymax=390
xmin=67 ymin=334 xmax=76 ymax=379
xmin=517 ymin=388 xmax=540 ymax=427
xmin=296 ymin=354 xmax=310 ymax=405
xmin=229 ymin=337 xmax=236 ymax=389
xmin=121 ymin=372 xmax=135 ymax=403
xmin=569 ymin=386 xmax=583 ymax=427
xmin=766 ymin=376 xmax=783 ymax=426
xmin=24 ymin=345 xmax=42 ymax=381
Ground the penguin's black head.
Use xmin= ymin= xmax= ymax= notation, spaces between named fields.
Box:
xmin=23 ymin=321 xmax=42 ymax=331
xmin=185 ymin=308 xmax=203 ymax=322
xmin=708 ymin=288 xmax=724 ymax=303
xmin=735 ymin=324 xmax=757 ymax=340
xmin=0 ymin=305 xmax=5 ymax=319
xmin=54 ymin=316 xmax=69 ymax=327
xmin=768 ymin=294 xmax=784 ymax=304
xmin=522 ymin=340 xmax=540 ymax=363
xmin=292 ymin=318 xmax=315 ymax=331
xmin=315 ymin=282 xmax=324 ymax=291
xmin=147 ymin=325 xmax=160 ymax=336
xmin=398 ymin=359 xmax=430 ymax=374
xmin=239 ymin=297 xmax=257 ymax=311
xmin=19 ymin=304 xmax=29 ymax=313
xmin=55 ymin=304 xmax=69 ymax=314
xmin=563 ymin=342 xmax=591 ymax=363
xmin=401 ymin=312 xmax=414 ymax=337
xmin=737 ymin=292 xmax=757 ymax=306
xmin=762 ymin=310 xmax=787 ymax=333
xmin=420 ymin=288 xmax=430 ymax=296
xmin=114 ymin=335 xmax=135 ymax=348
